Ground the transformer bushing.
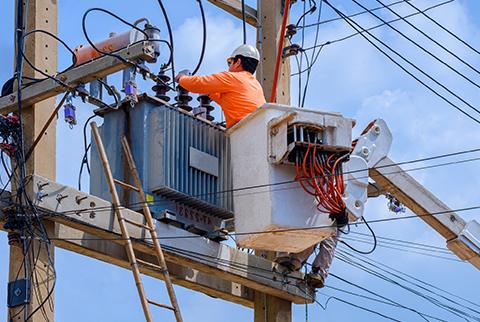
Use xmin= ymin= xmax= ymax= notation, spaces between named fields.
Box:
xmin=152 ymin=70 xmax=171 ymax=102
xmin=195 ymin=94 xmax=214 ymax=121
xmin=175 ymin=86 xmax=193 ymax=112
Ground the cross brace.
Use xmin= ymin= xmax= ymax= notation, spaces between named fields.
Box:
xmin=23 ymin=174 xmax=314 ymax=304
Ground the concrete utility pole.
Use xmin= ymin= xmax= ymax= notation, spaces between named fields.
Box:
xmin=8 ymin=0 xmax=57 ymax=321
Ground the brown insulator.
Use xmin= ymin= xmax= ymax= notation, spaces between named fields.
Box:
xmin=152 ymin=71 xmax=171 ymax=102
xmin=175 ymin=86 xmax=193 ymax=112
xmin=197 ymin=94 xmax=215 ymax=121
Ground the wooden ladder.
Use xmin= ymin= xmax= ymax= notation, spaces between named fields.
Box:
xmin=90 ymin=122 xmax=183 ymax=322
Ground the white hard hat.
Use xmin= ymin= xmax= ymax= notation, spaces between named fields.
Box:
xmin=227 ymin=44 xmax=260 ymax=62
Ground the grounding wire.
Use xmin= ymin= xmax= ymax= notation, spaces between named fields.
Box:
xmin=339 ymin=216 xmax=377 ymax=254
xmin=322 ymin=0 xmax=480 ymax=125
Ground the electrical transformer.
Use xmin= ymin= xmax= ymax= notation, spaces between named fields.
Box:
xmin=228 ymin=104 xmax=355 ymax=253
xmin=90 ymin=94 xmax=233 ymax=236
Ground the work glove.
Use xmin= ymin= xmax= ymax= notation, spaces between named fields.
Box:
xmin=175 ymin=69 xmax=192 ymax=83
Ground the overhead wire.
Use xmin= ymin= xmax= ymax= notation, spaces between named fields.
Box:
xmin=400 ymin=0 xmax=480 ymax=56
xmin=241 ymin=0 xmax=247 ymax=44
xmin=336 ymin=249 xmax=480 ymax=321
xmin=352 ymin=0 xmax=480 ymax=90
xmin=292 ymin=0 xmax=453 ymax=76
xmin=299 ymin=0 xmax=413 ymax=29
xmin=321 ymin=0 xmax=480 ymax=125
xmin=30 ymin=149 xmax=480 ymax=218
xmin=191 ymin=0 xmax=207 ymax=75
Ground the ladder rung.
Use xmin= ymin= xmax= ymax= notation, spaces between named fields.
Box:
xmin=147 ymin=299 xmax=175 ymax=311
xmin=113 ymin=178 xmax=140 ymax=192
xmin=124 ymin=218 xmax=152 ymax=231
xmin=137 ymin=259 xmax=166 ymax=272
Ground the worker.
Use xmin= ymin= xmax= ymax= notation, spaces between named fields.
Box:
xmin=275 ymin=210 xmax=348 ymax=288
xmin=175 ymin=44 xmax=266 ymax=128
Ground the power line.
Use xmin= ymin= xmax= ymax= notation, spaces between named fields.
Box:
xmin=336 ymin=249 xmax=480 ymax=321
xmin=322 ymin=0 xmax=480 ymax=125
xmin=354 ymin=0 xmax=480 ymax=91
xmin=299 ymin=0 xmax=415 ymax=29
xmin=400 ymin=0 xmax=480 ymax=56
xmin=58 ymin=151 xmax=480 ymax=215
xmin=39 ymin=203 xmax=480 ymax=242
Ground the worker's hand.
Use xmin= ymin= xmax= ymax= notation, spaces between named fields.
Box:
xmin=175 ymin=69 xmax=191 ymax=83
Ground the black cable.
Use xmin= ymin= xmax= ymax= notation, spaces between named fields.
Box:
xmin=401 ymin=0 xmax=480 ymax=56
xmin=295 ymin=0 xmax=316 ymax=27
xmin=82 ymin=8 xmax=149 ymax=65
xmin=192 ymin=0 xmax=207 ymax=75
xmin=339 ymin=216 xmax=377 ymax=254
xmin=20 ymin=29 xmax=78 ymax=81
xmin=300 ymin=0 xmax=452 ymax=52
xmin=41 ymin=203 xmax=480 ymax=242
xmin=156 ymin=0 xmax=176 ymax=86
xmin=78 ymin=114 xmax=99 ymax=190
xmin=241 ymin=0 xmax=247 ymax=44
xmin=299 ymin=0 xmax=412 ymax=29
xmin=336 ymin=250 xmax=480 ymax=321
xmin=36 ymin=152 xmax=480 ymax=217
xmin=342 ymin=249 xmax=480 ymax=313
xmin=355 ymin=0 xmax=480 ymax=89
xmin=322 ymin=0 xmax=480 ymax=125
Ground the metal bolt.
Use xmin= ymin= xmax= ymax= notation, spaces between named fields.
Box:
xmin=450 ymin=215 xmax=456 ymax=222
xmin=14 ymin=288 xmax=22 ymax=297
xmin=37 ymin=182 xmax=49 ymax=190
xmin=56 ymin=193 xmax=68 ymax=203
xmin=361 ymin=147 xmax=370 ymax=156
xmin=9 ymin=95 xmax=16 ymax=102
xmin=354 ymin=200 xmax=362 ymax=208
xmin=75 ymin=195 xmax=88 ymax=205
xmin=89 ymin=211 xmax=96 ymax=219
xmin=373 ymin=125 xmax=381 ymax=135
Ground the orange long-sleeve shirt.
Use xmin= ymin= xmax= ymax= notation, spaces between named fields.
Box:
xmin=179 ymin=71 xmax=266 ymax=128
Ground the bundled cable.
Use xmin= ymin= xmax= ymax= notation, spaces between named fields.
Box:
xmin=295 ymin=143 xmax=348 ymax=217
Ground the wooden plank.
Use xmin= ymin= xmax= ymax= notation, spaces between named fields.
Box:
xmin=0 ymin=43 xmax=156 ymax=115
xmin=29 ymin=175 xmax=315 ymax=304
xmin=370 ymin=157 xmax=480 ymax=269
xmin=257 ymin=0 xmax=291 ymax=105
xmin=207 ymin=0 xmax=258 ymax=26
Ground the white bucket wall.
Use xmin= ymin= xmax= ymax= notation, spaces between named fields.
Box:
xmin=228 ymin=104 xmax=354 ymax=253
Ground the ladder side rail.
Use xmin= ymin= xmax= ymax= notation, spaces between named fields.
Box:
xmin=90 ymin=123 xmax=154 ymax=322
xmin=121 ymin=136 xmax=184 ymax=322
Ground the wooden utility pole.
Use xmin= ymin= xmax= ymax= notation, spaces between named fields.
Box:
xmin=257 ymin=0 xmax=291 ymax=105
xmin=255 ymin=1 xmax=292 ymax=321
xmin=8 ymin=1 xmax=57 ymax=321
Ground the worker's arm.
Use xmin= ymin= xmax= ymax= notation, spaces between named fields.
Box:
xmin=209 ymin=93 xmax=221 ymax=103
xmin=178 ymin=72 xmax=235 ymax=94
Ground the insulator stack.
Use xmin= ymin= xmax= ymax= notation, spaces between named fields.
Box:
xmin=152 ymin=71 xmax=171 ymax=102
xmin=175 ymin=86 xmax=192 ymax=112
xmin=195 ymin=94 xmax=214 ymax=121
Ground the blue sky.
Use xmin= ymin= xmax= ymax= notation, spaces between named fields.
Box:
xmin=1 ymin=0 xmax=480 ymax=321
